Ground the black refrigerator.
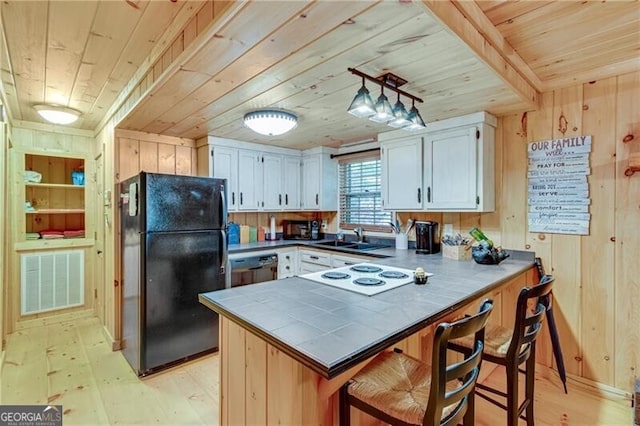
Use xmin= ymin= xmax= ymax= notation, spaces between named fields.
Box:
xmin=120 ymin=172 xmax=227 ymax=376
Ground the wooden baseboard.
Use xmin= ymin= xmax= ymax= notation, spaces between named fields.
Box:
xmin=15 ymin=308 xmax=94 ymax=330
xmin=562 ymin=369 xmax=633 ymax=400
xmin=100 ymin=324 xmax=122 ymax=351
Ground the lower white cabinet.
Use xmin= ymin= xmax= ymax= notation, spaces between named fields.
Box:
xmin=330 ymin=253 xmax=369 ymax=267
xmin=298 ymin=249 xmax=332 ymax=274
xmin=277 ymin=248 xmax=298 ymax=278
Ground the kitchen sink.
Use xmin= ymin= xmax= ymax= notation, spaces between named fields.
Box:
xmin=312 ymin=240 xmax=387 ymax=251
xmin=314 ymin=240 xmax=356 ymax=248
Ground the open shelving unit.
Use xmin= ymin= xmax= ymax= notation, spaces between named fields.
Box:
xmin=22 ymin=154 xmax=86 ymax=246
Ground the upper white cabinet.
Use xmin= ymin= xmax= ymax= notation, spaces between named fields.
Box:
xmin=378 ymin=111 xmax=496 ymax=212
xmin=423 ymin=112 xmax=496 ymax=212
xmin=237 ymin=149 xmax=262 ymax=210
xmin=283 ymin=156 xmax=301 ymax=209
xmin=301 ymin=147 xmax=338 ymax=211
xmin=380 ymin=136 xmax=423 ymax=210
xmin=196 ymin=136 xmax=302 ymax=212
xmin=211 ymin=146 xmax=238 ymax=210
xmin=262 ymin=153 xmax=283 ymax=210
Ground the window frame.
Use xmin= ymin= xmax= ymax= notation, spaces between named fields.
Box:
xmin=338 ymin=153 xmax=393 ymax=233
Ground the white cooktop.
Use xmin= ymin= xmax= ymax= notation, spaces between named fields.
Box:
xmin=301 ymin=263 xmax=429 ymax=296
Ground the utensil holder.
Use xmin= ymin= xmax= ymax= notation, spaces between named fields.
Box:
xmin=395 ymin=233 xmax=408 ymax=250
xmin=442 ymin=244 xmax=471 ymax=260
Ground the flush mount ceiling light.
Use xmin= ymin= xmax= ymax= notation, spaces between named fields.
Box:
xmin=347 ymin=67 xmax=425 ymax=132
xmin=243 ymin=109 xmax=297 ymax=136
xmin=34 ymin=104 xmax=81 ymax=125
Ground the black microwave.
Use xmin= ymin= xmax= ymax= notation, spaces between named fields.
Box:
xmin=282 ymin=220 xmax=320 ymax=240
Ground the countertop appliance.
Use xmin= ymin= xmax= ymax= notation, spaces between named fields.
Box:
xmin=415 ymin=221 xmax=440 ymax=254
xmin=120 ymin=172 xmax=227 ymax=376
xmin=229 ymin=253 xmax=278 ymax=287
xmin=301 ymin=263 xmax=425 ymax=296
xmin=282 ymin=219 xmax=321 ymax=240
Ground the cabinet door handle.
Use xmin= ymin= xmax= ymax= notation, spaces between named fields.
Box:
xmin=279 ymin=194 xmax=282 ymax=205
xmin=427 ymin=187 xmax=431 ymax=203
xmin=285 ymin=194 xmax=288 ymax=205
xmin=240 ymin=192 xmax=243 ymax=205
xmin=417 ymin=188 xmax=421 ymax=203
xmin=315 ymin=193 xmax=319 ymax=205
xmin=232 ymin=192 xmax=235 ymax=206
xmin=310 ymin=255 xmax=319 ymax=260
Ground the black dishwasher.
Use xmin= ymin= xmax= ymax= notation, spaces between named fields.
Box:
xmin=229 ymin=253 xmax=278 ymax=287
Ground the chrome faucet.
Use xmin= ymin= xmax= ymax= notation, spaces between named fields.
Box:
xmin=353 ymin=227 xmax=363 ymax=242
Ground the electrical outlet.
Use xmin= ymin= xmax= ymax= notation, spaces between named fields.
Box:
xmin=321 ymin=219 xmax=327 ymax=230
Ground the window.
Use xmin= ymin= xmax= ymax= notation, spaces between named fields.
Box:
xmin=339 ymin=155 xmax=392 ymax=229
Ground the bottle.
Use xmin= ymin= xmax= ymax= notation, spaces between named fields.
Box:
xmin=469 ymin=227 xmax=494 ymax=248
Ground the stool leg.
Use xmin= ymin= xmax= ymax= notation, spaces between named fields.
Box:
xmin=506 ymin=360 xmax=519 ymax=426
xmin=463 ymin=389 xmax=476 ymax=426
xmin=525 ymin=344 xmax=537 ymax=426
xmin=339 ymin=384 xmax=351 ymax=426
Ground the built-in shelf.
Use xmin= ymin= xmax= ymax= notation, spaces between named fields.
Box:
xmin=26 ymin=183 xmax=84 ymax=189
xmin=26 ymin=209 xmax=85 ymax=214
xmin=15 ymin=238 xmax=95 ymax=252
xmin=23 ymin=154 xmax=86 ymax=240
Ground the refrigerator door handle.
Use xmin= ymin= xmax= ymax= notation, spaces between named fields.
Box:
xmin=221 ymin=229 xmax=230 ymax=288
xmin=220 ymin=184 xmax=227 ymax=222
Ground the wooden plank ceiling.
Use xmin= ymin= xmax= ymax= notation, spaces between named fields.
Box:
xmin=1 ymin=0 xmax=638 ymax=150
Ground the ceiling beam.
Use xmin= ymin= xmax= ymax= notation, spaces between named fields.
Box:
xmin=418 ymin=0 xmax=540 ymax=109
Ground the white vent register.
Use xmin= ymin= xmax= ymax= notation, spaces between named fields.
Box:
xmin=21 ymin=250 xmax=84 ymax=315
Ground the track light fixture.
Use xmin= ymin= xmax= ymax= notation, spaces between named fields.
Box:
xmin=347 ymin=67 xmax=426 ymax=131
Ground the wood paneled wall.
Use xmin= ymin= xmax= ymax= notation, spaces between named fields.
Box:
xmin=445 ymin=72 xmax=638 ymax=393
xmin=115 ymin=129 xmax=197 ymax=182
xmin=5 ymin=125 xmax=97 ymax=334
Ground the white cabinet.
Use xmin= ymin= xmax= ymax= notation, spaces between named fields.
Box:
xmin=378 ymin=111 xmax=496 ymax=212
xmin=238 ymin=149 xmax=261 ymax=210
xmin=330 ymin=253 xmax=368 ymax=267
xmin=277 ymin=248 xmax=298 ymax=278
xmin=380 ymin=136 xmax=423 ymax=210
xmin=263 ymin=154 xmax=301 ymax=211
xmin=301 ymin=147 xmax=338 ymax=211
xmin=197 ymin=136 xmax=302 ymax=212
xmin=211 ymin=146 xmax=238 ymax=211
xmin=298 ymin=249 xmax=332 ymax=273
xmin=262 ymin=153 xmax=283 ymax=210
xmin=423 ymin=112 xmax=495 ymax=212
xmin=283 ymin=156 xmax=301 ymax=210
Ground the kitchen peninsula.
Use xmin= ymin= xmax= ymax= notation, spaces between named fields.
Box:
xmin=199 ymin=249 xmax=535 ymax=425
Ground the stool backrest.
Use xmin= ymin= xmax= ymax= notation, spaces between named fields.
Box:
xmin=508 ymin=275 xmax=555 ymax=364
xmin=424 ymin=299 xmax=494 ymax=426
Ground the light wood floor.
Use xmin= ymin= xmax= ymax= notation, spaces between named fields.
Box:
xmin=0 ymin=317 xmax=633 ymax=425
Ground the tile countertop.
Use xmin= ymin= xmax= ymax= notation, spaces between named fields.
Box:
xmin=201 ymin=242 xmax=534 ymax=379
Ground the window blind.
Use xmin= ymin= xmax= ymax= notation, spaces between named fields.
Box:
xmin=339 ymin=157 xmax=392 ymax=227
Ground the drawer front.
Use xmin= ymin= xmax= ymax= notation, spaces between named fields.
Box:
xmin=331 ymin=254 xmax=366 ymax=268
xmin=299 ymin=250 xmax=331 ymax=267
xmin=299 ymin=262 xmax=329 ymax=274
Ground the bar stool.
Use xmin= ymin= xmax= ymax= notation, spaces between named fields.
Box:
xmin=339 ymin=299 xmax=493 ymax=426
xmin=449 ymin=275 xmax=555 ymax=426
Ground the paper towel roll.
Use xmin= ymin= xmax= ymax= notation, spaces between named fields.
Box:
xmin=270 ymin=216 xmax=276 ymax=240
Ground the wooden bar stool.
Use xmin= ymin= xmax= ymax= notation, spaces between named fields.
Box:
xmin=339 ymin=299 xmax=494 ymax=426
xmin=449 ymin=275 xmax=555 ymax=426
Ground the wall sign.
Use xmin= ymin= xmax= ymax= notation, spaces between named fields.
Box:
xmin=527 ymin=135 xmax=592 ymax=235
